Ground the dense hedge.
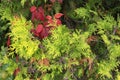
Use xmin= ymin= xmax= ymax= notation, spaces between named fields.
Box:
xmin=0 ymin=0 xmax=120 ymax=80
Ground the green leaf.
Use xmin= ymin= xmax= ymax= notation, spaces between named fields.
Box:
xmin=21 ymin=0 xmax=26 ymax=6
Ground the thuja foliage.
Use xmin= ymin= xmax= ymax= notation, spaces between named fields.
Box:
xmin=9 ymin=16 xmax=40 ymax=59
xmin=0 ymin=17 xmax=9 ymax=47
xmin=0 ymin=0 xmax=120 ymax=80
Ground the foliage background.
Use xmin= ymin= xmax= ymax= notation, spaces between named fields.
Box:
xmin=0 ymin=0 xmax=120 ymax=80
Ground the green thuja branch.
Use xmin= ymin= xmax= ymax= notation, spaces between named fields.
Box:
xmin=70 ymin=5 xmax=120 ymax=80
xmin=41 ymin=25 xmax=94 ymax=80
xmin=9 ymin=16 xmax=40 ymax=59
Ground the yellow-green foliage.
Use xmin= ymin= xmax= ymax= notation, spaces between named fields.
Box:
xmin=43 ymin=25 xmax=92 ymax=59
xmin=0 ymin=0 xmax=120 ymax=80
xmin=72 ymin=6 xmax=120 ymax=80
xmin=9 ymin=16 xmax=39 ymax=59
xmin=40 ymin=25 xmax=94 ymax=80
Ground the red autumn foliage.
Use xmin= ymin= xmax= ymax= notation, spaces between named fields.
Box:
xmin=46 ymin=13 xmax=63 ymax=26
xmin=31 ymin=24 xmax=50 ymax=39
xmin=36 ymin=24 xmax=43 ymax=33
xmin=31 ymin=6 xmax=45 ymax=21
xmin=46 ymin=15 xmax=52 ymax=20
xmin=54 ymin=13 xmax=63 ymax=19
xmin=56 ymin=19 xmax=62 ymax=25
xmin=30 ymin=6 xmax=63 ymax=39
xmin=39 ymin=27 xmax=50 ymax=39
xmin=30 ymin=6 xmax=37 ymax=13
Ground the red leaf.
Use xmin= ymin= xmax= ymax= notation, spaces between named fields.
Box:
xmin=48 ymin=19 xmax=54 ymax=24
xmin=46 ymin=27 xmax=51 ymax=31
xmin=56 ymin=19 xmax=62 ymax=25
xmin=31 ymin=11 xmax=37 ymax=21
xmin=43 ymin=22 xmax=49 ymax=27
xmin=34 ymin=32 xmax=39 ymax=37
xmin=36 ymin=7 xmax=45 ymax=21
xmin=31 ymin=7 xmax=45 ymax=21
xmin=39 ymin=28 xmax=50 ymax=39
xmin=54 ymin=13 xmax=63 ymax=19
xmin=46 ymin=15 xmax=52 ymax=20
xmin=30 ymin=6 xmax=37 ymax=12
xmin=38 ymin=7 xmax=44 ymax=14
xmin=31 ymin=29 xmax=39 ymax=37
xmin=36 ymin=12 xmax=45 ymax=21
xmin=38 ymin=7 xmax=45 ymax=21
xmin=36 ymin=24 xmax=43 ymax=33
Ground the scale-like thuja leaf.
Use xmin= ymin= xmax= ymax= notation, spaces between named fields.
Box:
xmin=9 ymin=16 xmax=39 ymax=59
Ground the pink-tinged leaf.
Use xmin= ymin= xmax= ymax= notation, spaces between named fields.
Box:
xmin=40 ymin=14 xmax=45 ymax=21
xmin=34 ymin=32 xmax=39 ymax=37
xmin=35 ymin=7 xmax=45 ymax=21
xmin=50 ymin=0 xmax=56 ymax=3
xmin=58 ymin=0 xmax=63 ymax=3
xmin=31 ymin=12 xmax=36 ymax=21
xmin=38 ymin=7 xmax=44 ymax=14
xmin=7 ymin=37 xmax=10 ymax=47
xmin=46 ymin=27 xmax=51 ymax=31
xmin=31 ymin=6 xmax=45 ymax=21
xmin=30 ymin=29 xmax=35 ymax=33
xmin=43 ymin=22 xmax=48 ymax=26
xmin=36 ymin=13 xmax=45 ymax=21
xmin=39 ymin=28 xmax=49 ymax=39
xmin=54 ymin=13 xmax=63 ymax=19
xmin=30 ymin=6 xmax=37 ymax=12
xmin=56 ymin=19 xmax=62 ymax=25
xmin=46 ymin=15 xmax=52 ymax=20
xmin=48 ymin=19 xmax=54 ymax=24
xmin=31 ymin=29 xmax=39 ymax=37
xmin=36 ymin=24 xmax=43 ymax=33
